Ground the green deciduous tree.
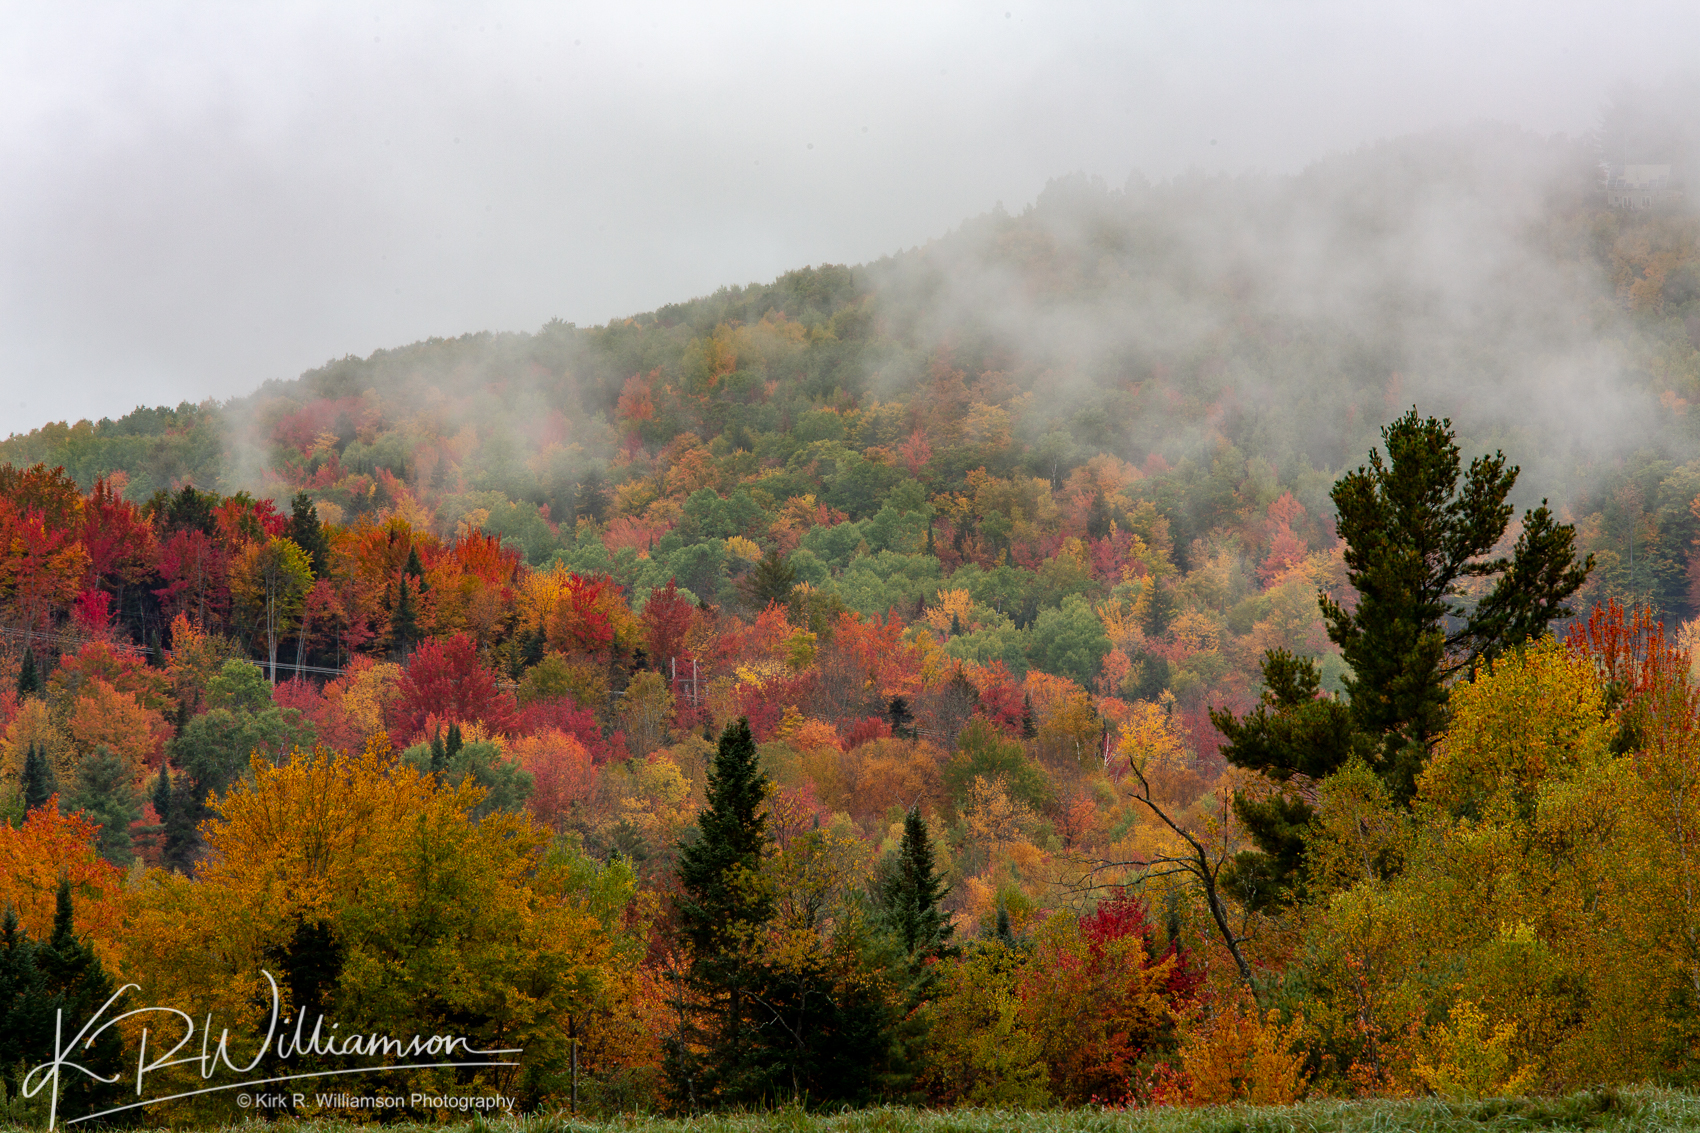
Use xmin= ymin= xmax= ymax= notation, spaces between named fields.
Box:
xmin=918 ymin=940 xmax=1050 ymax=1107
xmin=230 ymin=536 xmax=313 ymax=683
xmin=400 ymin=734 xmax=533 ymax=822
xmin=1027 ymin=594 xmax=1111 ymax=688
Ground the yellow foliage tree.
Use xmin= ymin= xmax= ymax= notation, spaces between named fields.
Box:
xmin=618 ymin=670 xmax=675 ymax=756
xmin=924 ymin=588 xmax=976 ymax=635
xmin=1171 ymin=996 xmax=1310 ymax=1105
xmin=921 ymin=942 xmax=1051 ymax=1107
xmin=127 ymin=735 xmax=640 ymax=1114
xmin=1413 ymin=998 xmax=1537 ymax=1100
xmin=1 ymin=697 xmax=70 ymax=788
xmin=1298 ymin=639 xmax=1638 ymax=1092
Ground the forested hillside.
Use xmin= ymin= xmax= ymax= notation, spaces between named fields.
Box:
xmin=3 ymin=124 xmax=1700 ymax=1115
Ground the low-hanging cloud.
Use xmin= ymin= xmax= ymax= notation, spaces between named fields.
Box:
xmin=4 ymin=1 xmax=1700 ymax=438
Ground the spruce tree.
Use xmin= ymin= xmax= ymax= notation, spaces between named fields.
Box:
xmin=33 ymin=880 xmax=125 ymax=1118
xmin=668 ymin=718 xmax=774 ymax=1107
xmin=391 ymin=578 xmax=418 ymax=658
xmin=404 ymin=546 xmax=425 ymax=589
xmin=151 ymin=763 xmax=172 ymax=826
xmin=994 ymin=901 xmax=1015 ymax=946
xmin=160 ymin=773 xmax=204 ymax=873
xmin=21 ymin=743 xmax=56 ymax=814
xmin=0 ymin=904 xmax=50 ymax=1105
xmin=289 ymin=492 xmax=329 ymax=577
xmin=429 ymin=727 xmax=448 ymax=781
xmin=738 ymin=549 xmax=796 ymax=609
xmin=887 ymin=696 xmax=916 ymax=741
xmin=522 ymin=623 xmax=547 ymax=669
xmin=878 ymin=806 xmax=956 ymax=970
xmin=149 ymin=763 xmax=174 ymax=865
xmin=67 ymin=747 xmax=142 ymax=867
xmin=16 ymin=649 xmax=40 ymax=698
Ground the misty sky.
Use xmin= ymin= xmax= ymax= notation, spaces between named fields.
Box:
xmin=2 ymin=1 xmax=1696 ymax=439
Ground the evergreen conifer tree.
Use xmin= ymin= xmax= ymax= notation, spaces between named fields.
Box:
xmin=391 ymin=578 xmax=418 ymax=658
xmin=161 ymin=774 xmax=204 ymax=873
xmin=523 ymin=624 xmax=547 ymax=669
xmin=33 ymin=880 xmax=125 ymax=1118
xmin=878 ymin=806 xmax=956 ymax=971
xmin=887 ymin=696 xmax=916 ymax=741
xmin=429 ymin=727 xmax=448 ymax=781
xmin=148 ymin=763 xmax=173 ymax=865
xmin=1212 ymin=411 xmax=1593 ymax=909
xmin=994 ymin=901 xmax=1015 ymax=946
xmin=21 ymin=744 xmax=56 ymax=814
xmin=1086 ymin=492 xmax=1113 ymax=540
xmin=404 ymin=546 xmax=425 ymax=589
xmin=668 ymin=718 xmax=774 ymax=1107
xmin=0 ymin=904 xmax=50 ymax=1106
xmin=67 ymin=747 xmax=142 ymax=867
xmin=738 ymin=549 xmax=796 ymax=609
xmin=16 ymin=649 xmax=40 ymax=698
xmin=151 ymin=763 xmax=172 ymax=825
xmin=288 ymin=492 xmax=329 ymax=577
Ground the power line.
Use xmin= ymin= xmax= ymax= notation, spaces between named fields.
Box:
xmin=1 ymin=624 xmax=348 ymax=678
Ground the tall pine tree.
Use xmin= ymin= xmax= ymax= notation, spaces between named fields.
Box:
xmin=1212 ymin=411 xmax=1592 ymax=909
xmin=668 ymin=718 xmax=775 ymax=1108
xmin=153 ymin=767 xmax=203 ymax=874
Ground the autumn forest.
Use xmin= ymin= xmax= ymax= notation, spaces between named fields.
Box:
xmin=3 ymin=125 xmax=1700 ymax=1119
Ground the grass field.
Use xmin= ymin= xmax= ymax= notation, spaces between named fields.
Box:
xmin=26 ymin=1088 xmax=1700 ymax=1133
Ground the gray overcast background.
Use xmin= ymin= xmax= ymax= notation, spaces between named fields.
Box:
xmin=2 ymin=1 xmax=1696 ymax=439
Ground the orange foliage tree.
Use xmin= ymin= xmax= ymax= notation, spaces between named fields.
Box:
xmin=0 ymin=805 xmax=132 ymax=972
